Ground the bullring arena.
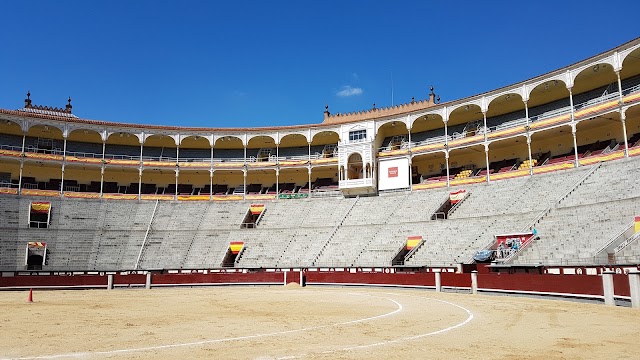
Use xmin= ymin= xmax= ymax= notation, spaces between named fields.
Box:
xmin=1 ymin=285 xmax=639 ymax=360
xmin=3 ymin=38 xmax=640 ymax=359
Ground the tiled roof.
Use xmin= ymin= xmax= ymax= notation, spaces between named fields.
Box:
xmin=17 ymin=107 xmax=78 ymax=118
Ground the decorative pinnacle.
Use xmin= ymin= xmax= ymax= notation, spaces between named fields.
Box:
xmin=27 ymin=91 xmax=31 ymax=99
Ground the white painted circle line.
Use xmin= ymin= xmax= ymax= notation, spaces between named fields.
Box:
xmin=275 ymin=292 xmax=474 ymax=359
xmin=1 ymin=291 xmax=402 ymax=360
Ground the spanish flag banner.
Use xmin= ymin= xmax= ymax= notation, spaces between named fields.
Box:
xmin=27 ymin=242 xmax=46 ymax=248
xmin=31 ymin=202 xmax=51 ymax=213
xmin=449 ymin=189 xmax=467 ymax=204
xmin=229 ymin=242 xmax=244 ymax=254
xmin=406 ymin=236 xmax=422 ymax=250
xmin=635 ymin=216 xmax=640 ymax=233
xmin=249 ymin=204 xmax=265 ymax=215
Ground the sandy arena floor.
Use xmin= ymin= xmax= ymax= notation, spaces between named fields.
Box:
xmin=0 ymin=285 xmax=639 ymax=360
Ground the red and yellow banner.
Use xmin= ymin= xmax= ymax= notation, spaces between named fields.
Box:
xmin=65 ymin=156 xmax=103 ymax=164
xmin=140 ymin=194 xmax=174 ymax=201
xmin=22 ymin=189 xmax=59 ymax=197
xmin=635 ymin=216 xmax=640 ymax=233
xmin=102 ymin=193 xmax=138 ymax=200
xmin=229 ymin=241 xmax=244 ymax=254
xmin=449 ymin=189 xmax=466 ymax=204
xmin=177 ymin=195 xmax=210 ymax=201
xmin=64 ymin=192 xmax=100 ymax=199
xmin=0 ymin=188 xmax=18 ymax=195
xmin=24 ymin=152 xmax=63 ymax=161
xmin=406 ymin=236 xmax=422 ymax=250
xmin=250 ymin=204 xmax=265 ymax=215
xmin=0 ymin=149 xmax=22 ymax=157
xmin=27 ymin=241 xmax=46 ymax=248
xmin=31 ymin=202 xmax=51 ymax=213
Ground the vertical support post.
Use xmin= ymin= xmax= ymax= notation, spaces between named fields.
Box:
xmin=275 ymin=168 xmax=279 ymax=197
xmin=209 ymin=169 xmax=213 ymax=201
xmin=471 ymin=270 xmax=478 ymax=295
xmin=299 ymin=270 xmax=305 ymax=287
xmin=18 ymin=131 xmax=26 ymax=194
xmin=100 ymin=140 xmax=105 ymax=197
xmin=568 ymin=88 xmax=579 ymax=167
xmin=621 ymin=112 xmax=629 ymax=158
xmin=483 ymin=112 xmax=491 ymax=183
xmin=484 ymin=143 xmax=490 ymax=183
xmin=60 ymin=164 xmax=65 ymax=197
xmin=242 ymin=169 xmax=247 ymax=200
xmin=628 ymin=269 xmax=640 ymax=308
xmin=435 ymin=270 xmax=442 ymax=292
xmin=283 ymin=271 xmax=287 ymax=285
xmin=308 ymin=167 xmax=312 ymax=198
xmin=107 ymin=274 xmax=114 ymax=290
xmin=60 ymin=135 xmax=67 ymax=197
xmin=527 ymin=132 xmax=533 ymax=176
xmin=175 ymin=169 xmax=179 ymax=201
xmin=100 ymin=166 xmax=104 ymax=198
xmin=138 ymin=168 xmax=143 ymax=200
xmin=616 ymin=71 xmax=629 ymax=158
xmin=145 ymin=272 xmax=152 ymax=290
xmin=445 ymin=146 xmax=450 ymax=188
xmin=602 ymin=270 xmax=615 ymax=306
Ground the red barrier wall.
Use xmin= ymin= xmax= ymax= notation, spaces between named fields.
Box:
xmin=477 ymin=274 xmax=603 ymax=296
xmin=613 ymin=274 xmax=630 ymax=297
xmin=153 ymin=272 xmax=284 ymax=285
xmin=305 ymin=271 xmax=435 ymax=287
xmin=0 ymin=274 xmax=106 ymax=288
xmin=0 ymin=271 xmax=632 ymax=301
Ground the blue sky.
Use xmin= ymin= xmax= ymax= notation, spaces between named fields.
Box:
xmin=0 ymin=1 xmax=638 ymax=128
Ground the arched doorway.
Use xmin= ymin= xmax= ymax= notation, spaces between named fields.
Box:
xmin=347 ymin=153 xmax=363 ymax=180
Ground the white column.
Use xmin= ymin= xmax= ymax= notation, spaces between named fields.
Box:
xmin=471 ymin=270 xmax=478 ymax=295
xmin=308 ymin=167 xmax=312 ymax=198
xmin=107 ymin=274 xmax=114 ymax=290
xmin=526 ymin=132 xmax=534 ymax=176
xmin=275 ymin=168 xmax=279 ymax=197
xmin=138 ymin=168 xmax=143 ymax=200
xmin=18 ymin=131 xmax=25 ymax=194
xmin=484 ymin=143 xmax=490 ymax=183
xmin=601 ymin=270 xmax=615 ymax=306
xmin=100 ymin=166 xmax=104 ymax=198
xmin=209 ymin=169 xmax=213 ymax=201
xmin=628 ymin=269 xmax=640 ymax=308
xmin=571 ymin=123 xmax=579 ymax=167
xmin=60 ymin=136 xmax=67 ymax=196
xmin=435 ymin=271 xmax=442 ymax=292
xmin=145 ymin=272 xmax=152 ymax=290
xmin=100 ymin=140 xmax=106 ymax=197
xmin=621 ymin=112 xmax=629 ymax=158
xmin=174 ymin=169 xmax=179 ymax=201
xmin=615 ymin=71 xmax=629 ymax=157
xmin=242 ymin=169 xmax=247 ymax=200
xmin=568 ymin=88 xmax=579 ymax=167
xmin=445 ymin=147 xmax=450 ymax=188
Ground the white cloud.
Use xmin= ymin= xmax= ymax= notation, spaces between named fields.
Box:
xmin=336 ymin=85 xmax=363 ymax=97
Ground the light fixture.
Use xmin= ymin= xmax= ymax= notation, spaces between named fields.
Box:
xmin=505 ymin=94 xmax=511 ymax=100
xmin=593 ymin=65 xmax=600 ymax=72
xmin=464 ymin=105 xmax=470 ymax=111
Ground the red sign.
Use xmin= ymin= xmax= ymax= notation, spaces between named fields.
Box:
xmin=388 ymin=167 xmax=398 ymax=178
